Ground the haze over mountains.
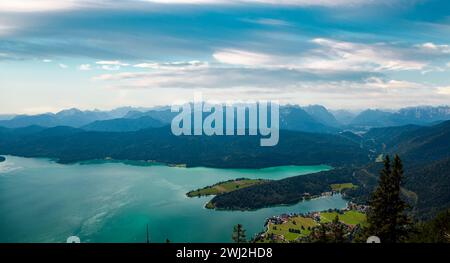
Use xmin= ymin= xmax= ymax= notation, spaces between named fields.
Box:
xmin=0 ymin=107 xmax=150 ymax=129
xmin=1 ymin=105 xmax=449 ymax=133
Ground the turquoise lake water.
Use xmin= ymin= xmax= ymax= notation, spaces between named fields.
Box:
xmin=0 ymin=156 xmax=347 ymax=243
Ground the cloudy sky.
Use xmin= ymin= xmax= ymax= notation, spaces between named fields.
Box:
xmin=1 ymin=0 xmax=450 ymax=114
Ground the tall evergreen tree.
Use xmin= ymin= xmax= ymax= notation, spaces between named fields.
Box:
xmin=367 ymin=155 xmax=391 ymax=240
xmin=389 ymin=155 xmax=410 ymax=242
xmin=367 ymin=155 xmax=411 ymax=242
xmin=232 ymin=224 xmax=247 ymax=243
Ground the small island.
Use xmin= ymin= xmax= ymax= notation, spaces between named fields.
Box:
xmin=187 ymin=178 xmax=270 ymax=198
xmin=0 ymin=156 xmax=5 ymax=162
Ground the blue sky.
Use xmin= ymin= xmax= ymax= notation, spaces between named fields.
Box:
xmin=1 ymin=0 xmax=450 ymax=114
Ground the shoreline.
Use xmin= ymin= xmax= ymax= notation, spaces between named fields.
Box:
xmin=207 ymin=193 xmax=347 ymax=211
xmin=0 ymin=155 xmax=332 ymax=171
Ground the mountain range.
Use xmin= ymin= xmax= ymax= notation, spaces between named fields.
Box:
xmin=1 ymin=105 xmax=449 ymax=133
xmin=349 ymin=106 xmax=450 ymax=128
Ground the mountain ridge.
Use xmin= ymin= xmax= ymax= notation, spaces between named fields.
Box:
xmin=2 ymin=105 xmax=449 ymax=132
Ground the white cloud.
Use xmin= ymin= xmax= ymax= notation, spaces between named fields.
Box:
xmin=91 ymin=63 xmax=449 ymax=109
xmin=421 ymin=66 xmax=445 ymax=75
xmin=213 ymin=49 xmax=274 ymax=66
xmin=42 ymin=59 xmax=52 ymax=63
xmin=307 ymin=38 xmax=426 ymax=71
xmin=141 ymin=0 xmax=386 ymax=7
xmin=93 ymin=72 xmax=147 ymax=81
xmin=58 ymin=63 xmax=68 ymax=69
xmin=0 ymin=0 xmax=80 ymax=12
xmin=417 ymin=42 xmax=450 ymax=54
xmin=133 ymin=60 xmax=208 ymax=70
xmin=92 ymin=59 xmax=424 ymax=92
xmin=133 ymin=63 xmax=159 ymax=68
xmin=0 ymin=0 xmax=391 ymax=13
xmin=140 ymin=0 xmax=226 ymax=4
xmin=96 ymin=60 xmax=129 ymax=66
xmin=79 ymin=64 xmax=92 ymax=71
xmin=96 ymin=60 xmax=129 ymax=71
xmin=102 ymin=65 xmax=121 ymax=71
xmin=212 ymin=39 xmax=426 ymax=73
xmin=363 ymin=77 xmax=422 ymax=89
xmin=241 ymin=18 xmax=291 ymax=26
xmin=93 ymin=66 xmax=294 ymax=89
xmin=242 ymin=0 xmax=374 ymax=6
xmin=437 ymin=86 xmax=450 ymax=95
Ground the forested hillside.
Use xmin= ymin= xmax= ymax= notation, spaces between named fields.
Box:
xmin=211 ymin=121 xmax=450 ymax=218
xmin=0 ymin=126 xmax=368 ymax=168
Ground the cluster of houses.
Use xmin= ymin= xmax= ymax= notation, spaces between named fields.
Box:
xmin=264 ymin=201 xmax=368 ymax=227
xmin=347 ymin=202 xmax=369 ymax=213
xmin=257 ymin=202 xmax=370 ymax=242
xmin=301 ymin=190 xmax=344 ymax=201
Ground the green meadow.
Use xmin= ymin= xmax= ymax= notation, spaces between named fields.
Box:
xmin=330 ymin=183 xmax=358 ymax=191
xmin=320 ymin=210 xmax=367 ymax=226
xmin=266 ymin=216 xmax=318 ymax=242
xmin=187 ymin=178 xmax=269 ymax=197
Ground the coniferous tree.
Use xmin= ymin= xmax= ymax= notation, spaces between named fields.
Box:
xmin=232 ymin=224 xmax=247 ymax=243
xmin=367 ymin=155 xmax=391 ymax=241
xmin=408 ymin=209 xmax=450 ymax=243
xmin=389 ymin=155 xmax=410 ymax=242
xmin=367 ymin=155 xmax=411 ymax=243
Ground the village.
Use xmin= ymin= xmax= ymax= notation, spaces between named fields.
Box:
xmin=255 ymin=202 xmax=369 ymax=243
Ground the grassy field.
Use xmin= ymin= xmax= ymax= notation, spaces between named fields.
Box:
xmin=187 ymin=178 xmax=269 ymax=197
xmin=320 ymin=210 xmax=367 ymax=226
xmin=259 ymin=210 xmax=368 ymax=242
xmin=330 ymin=183 xmax=358 ymax=191
xmin=266 ymin=216 xmax=318 ymax=242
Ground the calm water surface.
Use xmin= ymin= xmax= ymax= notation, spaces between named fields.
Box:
xmin=0 ymin=156 xmax=346 ymax=243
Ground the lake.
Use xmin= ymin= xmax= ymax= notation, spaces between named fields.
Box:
xmin=0 ymin=156 xmax=347 ymax=243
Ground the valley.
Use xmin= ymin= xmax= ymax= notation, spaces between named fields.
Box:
xmin=0 ymin=105 xmax=449 ymax=242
